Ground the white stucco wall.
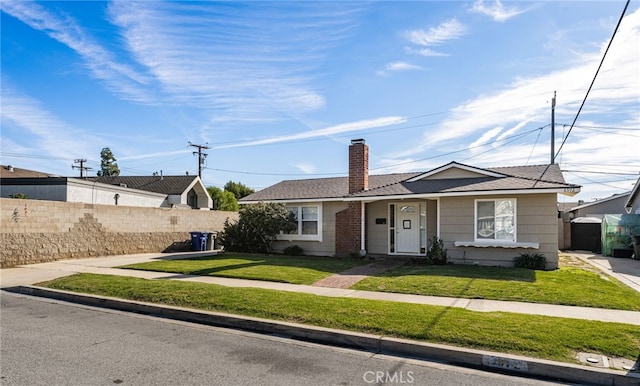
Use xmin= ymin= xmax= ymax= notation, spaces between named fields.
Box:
xmin=67 ymin=180 xmax=167 ymax=207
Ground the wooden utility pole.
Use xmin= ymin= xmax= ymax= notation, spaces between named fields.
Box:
xmin=551 ymin=91 xmax=556 ymax=164
xmin=188 ymin=142 xmax=210 ymax=178
xmin=72 ymin=159 xmax=92 ymax=178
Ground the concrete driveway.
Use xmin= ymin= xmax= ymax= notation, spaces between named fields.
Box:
xmin=569 ymin=251 xmax=640 ymax=293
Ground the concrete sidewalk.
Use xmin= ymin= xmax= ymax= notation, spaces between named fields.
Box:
xmin=2 ymin=251 xmax=639 ymax=325
xmin=2 ymin=252 xmax=639 ymax=385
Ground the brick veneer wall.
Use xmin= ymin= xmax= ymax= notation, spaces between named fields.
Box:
xmin=335 ymin=202 xmax=363 ymax=256
xmin=0 ymin=198 xmax=238 ymax=267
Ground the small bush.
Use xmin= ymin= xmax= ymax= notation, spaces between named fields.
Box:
xmin=426 ymin=237 xmax=447 ymax=265
xmin=514 ymin=253 xmax=546 ymax=270
xmin=347 ymin=251 xmax=362 ymax=259
xmin=283 ymin=245 xmax=304 ymax=256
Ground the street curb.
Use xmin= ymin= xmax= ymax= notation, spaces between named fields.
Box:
xmin=8 ymin=285 xmax=640 ymax=386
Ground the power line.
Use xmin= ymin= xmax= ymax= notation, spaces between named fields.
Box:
xmin=534 ymin=0 xmax=630 ymax=187
xmin=204 ymin=125 xmax=548 ymax=177
xmin=559 ymin=124 xmax=640 ymax=138
xmin=558 ymin=124 xmax=640 ymax=131
xmin=561 ymin=170 xmax=639 ymax=176
xmin=553 ymin=0 xmax=631 ymax=161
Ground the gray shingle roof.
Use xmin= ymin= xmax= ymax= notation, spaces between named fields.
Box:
xmin=0 ymin=165 xmax=60 ymax=178
xmin=240 ymin=163 xmax=580 ymax=202
xmin=87 ymin=176 xmax=198 ymax=195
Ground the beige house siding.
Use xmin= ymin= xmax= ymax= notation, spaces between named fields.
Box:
xmin=366 ymin=199 xmax=439 ymax=255
xmin=425 ymin=168 xmax=486 ymax=179
xmin=441 ymin=193 xmax=559 ymax=269
xmin=366 ymin=201 xmax=389 ymax=254
xmin=272 ymin=201 xmax=347 ymax=257
xmin=269 ymin=194 xmax=559 ymax=268
xmin=426 ymin=199 xmax=438 ymax=242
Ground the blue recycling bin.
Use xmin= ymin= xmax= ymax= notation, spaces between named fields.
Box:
xmin=200 ymin=232 xmax=209 ymax=251
xmin=190 ymin=231 xmax=205 ymax=251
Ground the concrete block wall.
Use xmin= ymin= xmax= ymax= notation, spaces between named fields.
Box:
xmin=0 ymin=198 xmax=238 ymax=267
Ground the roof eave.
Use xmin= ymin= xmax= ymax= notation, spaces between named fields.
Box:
xmin=344 ymin=187 xmax=580 ymax=201
xmin=240 ymin=186 xmax=580 ymax=204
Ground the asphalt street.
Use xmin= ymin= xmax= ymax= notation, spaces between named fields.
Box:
xmin=0 ymin=292 xmax=566 ymax=386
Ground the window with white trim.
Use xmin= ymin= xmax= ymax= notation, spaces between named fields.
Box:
xmin=282 ymin=204 xmax=322 ymax=241
xmin=475 ymin=199 xmax=516 ymax=242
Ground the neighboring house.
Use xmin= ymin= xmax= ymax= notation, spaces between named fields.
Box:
xmin=561 ymin=192 xmax=632 ymax=253
xmin=240 ymin=139 xmax=581 ymax=269
xmin=625 ymin=176 xmax=640 ymax=214
xmin=0 ymin=165 xmax=212 ymax=209
xmin=564 ymin=192 xmax=631 ymax=220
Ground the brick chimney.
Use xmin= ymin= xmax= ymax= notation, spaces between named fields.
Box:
xmin=349 ymin=139 xmax=369 ymax=194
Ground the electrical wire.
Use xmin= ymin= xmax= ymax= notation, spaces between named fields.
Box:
xmin=553 ymin=0 xmax=631 ymax=162
xmin=533 ymin=0 xmax=631 ymax=186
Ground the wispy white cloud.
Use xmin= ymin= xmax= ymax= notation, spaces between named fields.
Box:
xmin=387 ymin=61 xmax=423 ymax=72
xmin=118 ymin=149 xmax=190 ymax=162
xmin=402 ymin=18 xmax=466 ymax=59
xmin=107 ymin=1 xmax=364 ymax=123
xmin=404 ymin=47 xmax=449 ymax=57
xmin=470 ymin=0 xmax=528 ymax=23
xmin=468 ymin=126 xmax=504 ymax=149
xmin=382 ymin=7 xmax=640 ymax=178
xmin=292 ymin=162 xmax=316 ymax=174
xmin=1 ymin=0 xmax=154 ymax=103
xmin=0 ymin=83 xmax=95 ymax=161
xmin=215 ymin=116 xmax=407 ymax=149
xmin=405 ymin=18 xmax=466 ymax=47
xmin=377 ymin=61 xmax=423 ymax=76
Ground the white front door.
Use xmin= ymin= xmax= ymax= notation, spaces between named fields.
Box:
xmin=396 ymin=204 xmax=420 ymax=254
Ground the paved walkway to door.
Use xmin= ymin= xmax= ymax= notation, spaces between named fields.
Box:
xmin=311 ymin=259 xmax=406 ymax=288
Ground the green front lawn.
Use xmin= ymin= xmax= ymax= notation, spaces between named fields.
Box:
xmin=119 ymin=254 xmax=369 ymax=285
xmin=120 ymin=253 xmax=640 ymax=311
xmin=40 ymin=273 xmax=640 ymax=365
xmin=352 ymin=264 xmax=640 ymax=311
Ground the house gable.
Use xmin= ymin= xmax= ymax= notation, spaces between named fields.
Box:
xmin=406 ymin=162 xmax=505 ymax=182
xmin=625 ymin=177 xmax=640 ymax=214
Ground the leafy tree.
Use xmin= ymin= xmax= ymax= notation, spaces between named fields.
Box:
xmin=219 ymin=202 xmax=296 ymax=253
xmin=218 ymin=191 xmax=239 ymax=211
xmin=97 ymin=147 xmax=120 ymax=177
xmin=224 ymin=180 xmax=255 ymax=200
xmin=207 ymin=186 xmax=239 ymax=211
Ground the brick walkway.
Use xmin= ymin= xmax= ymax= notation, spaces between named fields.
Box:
xmin=312 ymin=259 xmax=405 ymax=289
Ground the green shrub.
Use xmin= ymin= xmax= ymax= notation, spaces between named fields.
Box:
xmin=514 ymin=253 xmax=547 ymax=270
xmin=218 ymin=202 xmax=296 ymax=253
xmin=426 ymin=237 xmax=447 ymax=265
xmin=283 ymin=245 xmax=304 ymax=256
xmin=347 ymin=251 xmax=363 ymax=259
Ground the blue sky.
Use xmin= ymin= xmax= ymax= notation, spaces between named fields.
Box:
xmin=1 ymin=1 xmax=639 ymax=203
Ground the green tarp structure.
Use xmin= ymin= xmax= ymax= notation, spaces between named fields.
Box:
xmin=601 ymin=214 xmax=640 ymax=257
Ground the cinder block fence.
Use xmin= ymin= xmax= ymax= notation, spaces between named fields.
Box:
xmin=0 ymin=198 xmax=238 ymax=268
